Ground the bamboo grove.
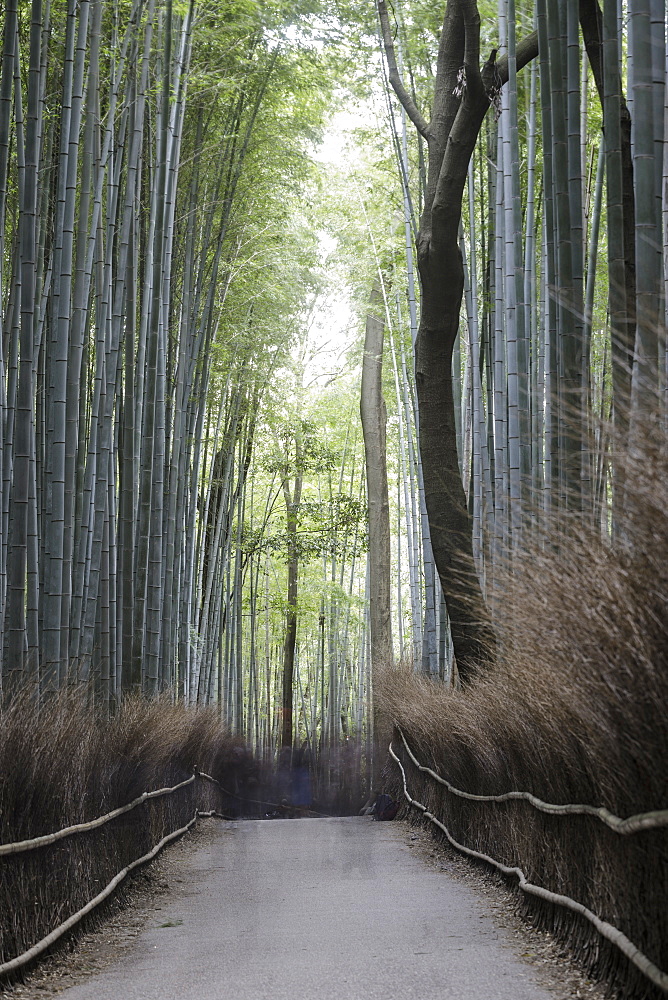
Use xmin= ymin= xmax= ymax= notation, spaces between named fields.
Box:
xmin=0 ymin=0 xmax=381 ymax=782
xmin=0 ymin=0 xmax=666 ymax=762
xmin=0 ymin=0 xmax=335 ymax=712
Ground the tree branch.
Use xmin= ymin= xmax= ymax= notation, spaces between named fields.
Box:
xmin=495 ymin=29 xmax=538 ymax=84
xmin=377 ymin=0 xmax=431 ymax=140
xmin=578 ymin=0 xmax=604 ymax=102
xmin=431 ymin=27 xmax=538 ymax=248
xmin=460 ymin=0 xmax=482 ymax=94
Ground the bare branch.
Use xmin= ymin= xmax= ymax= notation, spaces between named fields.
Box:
xmin=377 ymin=0 xmax=431 ymax=140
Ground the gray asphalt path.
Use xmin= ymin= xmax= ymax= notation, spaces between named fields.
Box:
xmin=57 ymin=817 xmax=554 ymax=1000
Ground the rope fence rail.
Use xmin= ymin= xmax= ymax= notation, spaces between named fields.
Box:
xmin=0 ymin=812 xmax=199 ymax=978
xmin=0 ymin=775 xmax=196 ymax=857
xmin=0 ymin=770 xmax=223 ymax=979
xmin=398 ymin=729 xmax=668 ymax=835
xmin=389 ymin=740 xmax=668 ymax=994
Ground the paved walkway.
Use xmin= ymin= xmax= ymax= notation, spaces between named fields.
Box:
xmin=55 ymin=817 xmax=554 ymax=1000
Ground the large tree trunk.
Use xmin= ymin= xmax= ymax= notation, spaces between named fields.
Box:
xmin=579 ymin=0 xmax=636 ymax=523
xmin=378 ymin=0 xmax=537 ymax=682
xmin=415 ymin=243 xmax=494 ymax=678
xmin=360 ymin=285 xmax=393 ymax=672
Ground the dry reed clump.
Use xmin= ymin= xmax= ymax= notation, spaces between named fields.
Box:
xmin=0 ymin=693 xmax=253 ymax=983
xmin=379 ymin=429 xmax=668 ymax=1000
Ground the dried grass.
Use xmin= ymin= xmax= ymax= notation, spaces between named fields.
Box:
xmin=379 ymin=424 xmax=668 ymax=999
xmin=0 ymin=694 xmax=252 ymax=981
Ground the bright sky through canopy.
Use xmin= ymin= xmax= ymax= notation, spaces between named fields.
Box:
xmin=300 ymin=105 xmax=370 ymax=390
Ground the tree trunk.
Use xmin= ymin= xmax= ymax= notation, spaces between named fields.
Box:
xmin=579 ymin=0 xmax=636 ymax=457
xmin=360 ymin=284 xmax=394 ymax=675
xmin=280 ymin=464 xmax=302 ymax=748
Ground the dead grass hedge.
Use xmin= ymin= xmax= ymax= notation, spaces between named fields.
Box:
xmin=380 ymin=426 xmax=668 ymax=999
xmin=0 ymin=694 xmax=256 ymax=982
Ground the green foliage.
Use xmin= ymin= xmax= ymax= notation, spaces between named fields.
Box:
xmin=243 ymin=492 xmax=367 ymax=562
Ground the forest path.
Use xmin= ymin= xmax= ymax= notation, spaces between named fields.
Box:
xmin=51 ymin=817 xmax=556 ymax=1000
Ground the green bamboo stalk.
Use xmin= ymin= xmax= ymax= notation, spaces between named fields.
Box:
xmin=5 ymin=0 xmax=43 ymax=693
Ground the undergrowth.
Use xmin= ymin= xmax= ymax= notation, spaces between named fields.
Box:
xmin=379 ymin=426 xmax=668 ymax=1000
